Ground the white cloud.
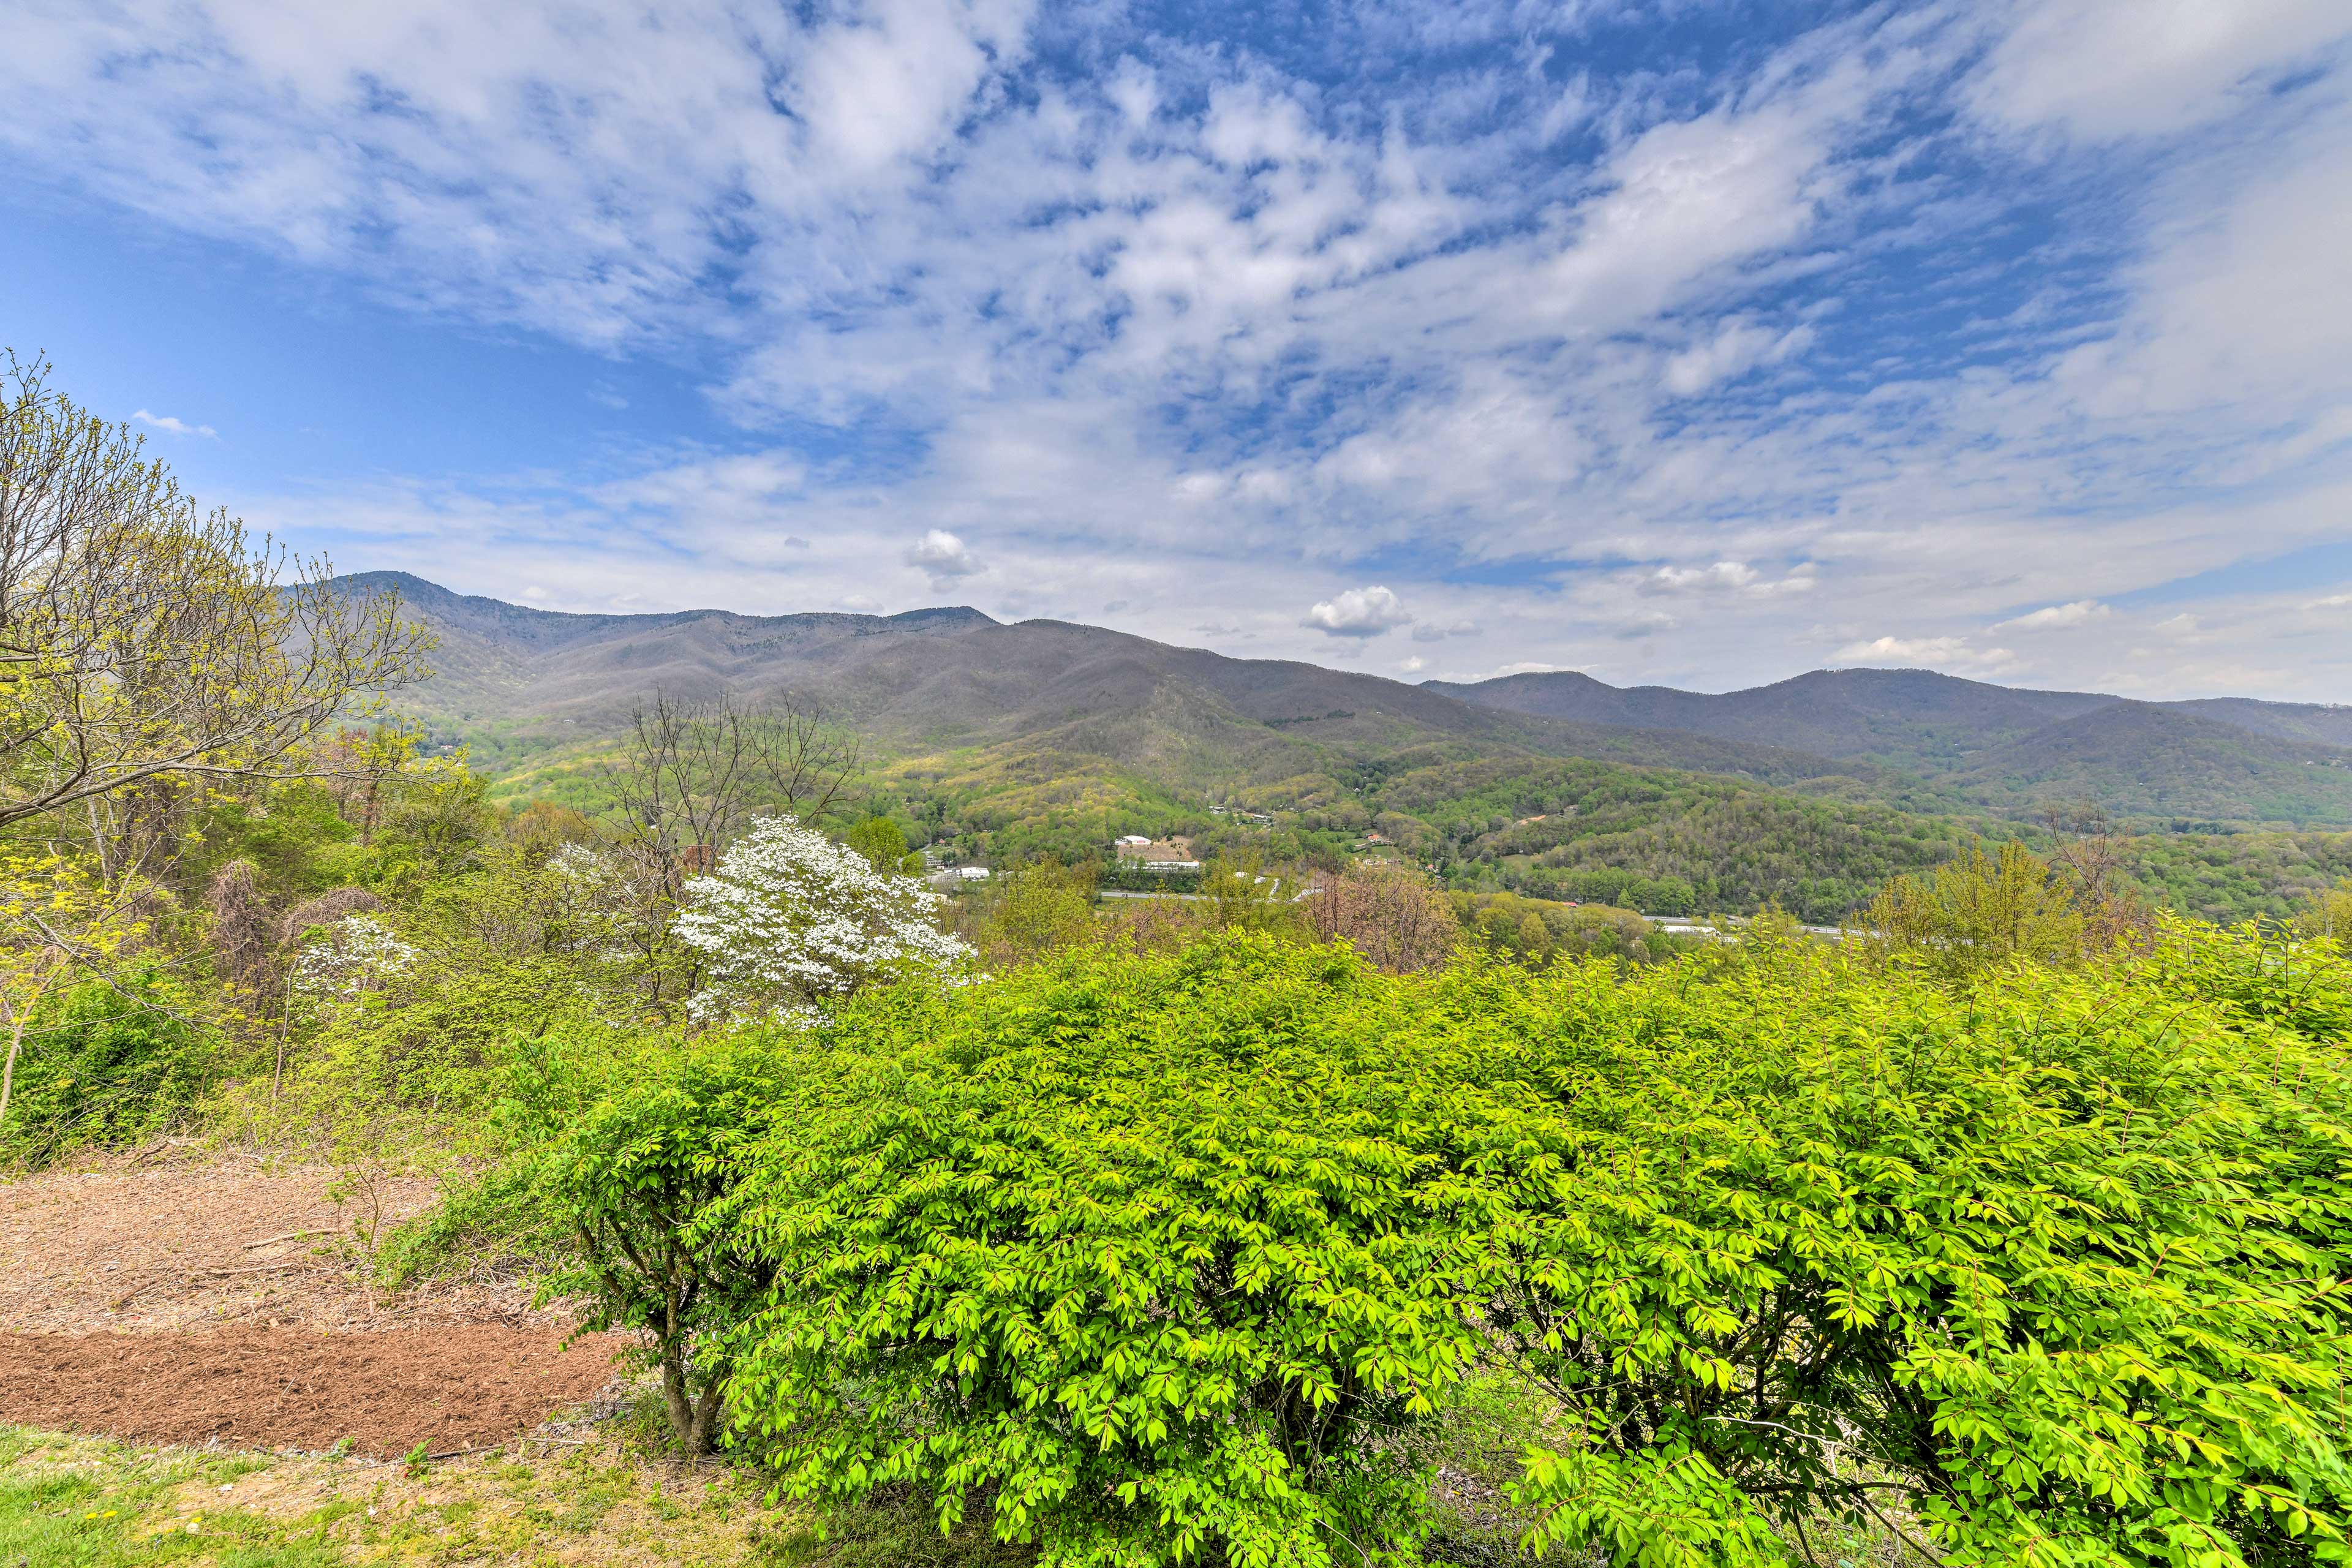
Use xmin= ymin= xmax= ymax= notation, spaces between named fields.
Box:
xmin=1660 ymin=322 xmax=1814 ymax=397
xmin=1996 ymin=599 xmax=2111 ymax=630
xmin=1831 ymin=635 xmax=2017 ymax=675
xmin=1640 ymin=561 xmax=1757 ymax=595
xmin=905 ymin=528 xmax=983 ymax=586
xmin=132 ymin=409 xmax=216 ymax=438
xmin=1400 ymin=655 xmax=1427 ymax=673
xmin=1410 ymin=619 xmax=1481 ymax=643
xmin=1968 ymin=0 xmax=2350 ymax=141
xmin=1303 ymin=585 xmax=1413 ymax=638
xmin=9 ymin=0 xmax=2352 ymax=700
xmin=1638 ymin=561 xmax=1820 ymax=599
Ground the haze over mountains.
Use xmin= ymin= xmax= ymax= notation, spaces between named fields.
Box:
xmin=354 ymin=573 xmax=2352 ymax=827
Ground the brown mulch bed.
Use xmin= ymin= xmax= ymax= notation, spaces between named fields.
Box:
xmin=0 ymin=1150 xmax=557 ymax=1333
xmin=0 ymin=1327 xmax=627 ymax=1458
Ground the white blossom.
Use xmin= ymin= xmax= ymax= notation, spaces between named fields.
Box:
xmin=541 ymin=842 xmax=644 ymax=962
xmin=675 ymin=814 xmax=970 ymax=1023
xmin=291 ymin=914 xmax=418 ymax=1003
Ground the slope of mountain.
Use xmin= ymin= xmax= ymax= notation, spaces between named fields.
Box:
xmin=1422 ymin=667 xmax=2114 ymax=771
xmin=350 ymin=574 xmax=2352 ymax=826
xmin=1432 ymin=666 xmax=2352 ymax=825
xmin=1951 ymin=703 xmax=2352 ymax=824
xmin=345 ymin=571 xmax=997 ymax=725
xmin=355 ymin=573 xmax=1884 ymax=793
xmin=2168 ymin=698 xmax=2352 ymax=750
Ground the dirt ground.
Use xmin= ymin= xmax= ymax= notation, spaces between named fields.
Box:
xmin=0 ymin=1150 xmax=630 ymax=1459
xmin=0 ymin=1146 xmax=546 ymax=1333
xmin=0 ymin=1326 xmax=625 ymax=1458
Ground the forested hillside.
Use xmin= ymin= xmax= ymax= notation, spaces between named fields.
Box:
xmin=336 ymin=573 xmax=2352 ymax=924
xmin=1436 ymin=665 xmax=2352 ymax=826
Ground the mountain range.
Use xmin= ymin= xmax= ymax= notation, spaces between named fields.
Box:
xmin=349 ymin=573 xmax=2352 ymax=827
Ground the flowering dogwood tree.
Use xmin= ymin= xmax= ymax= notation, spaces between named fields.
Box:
xmin=676 ymin=815 xmax=968 ymax=1023
xmin=290 ymin=913 xmax=418 ymax=1005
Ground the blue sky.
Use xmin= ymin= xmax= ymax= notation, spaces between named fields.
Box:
xmin=6 ymin=0 xmax=2350 ymax=699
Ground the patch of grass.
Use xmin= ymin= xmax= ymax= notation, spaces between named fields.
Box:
xmin=0 ymin=1429 xmax=339 ymax=1567
xmin=0 ymin=1425 xmax=1027 ymax=1568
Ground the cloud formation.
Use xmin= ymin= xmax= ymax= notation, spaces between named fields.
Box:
xmin=1997 ymin=601 xmax=2113 ymax=630
xmin=5 ymin=0 xmax=2350 ymax=700
xmin=133 ymin=409 xmax=216 ymax=439
xmin=1303 ymin=586 xmax=1413 ymax=639
xmin=905 ymin=528 xmax=984 ymax=587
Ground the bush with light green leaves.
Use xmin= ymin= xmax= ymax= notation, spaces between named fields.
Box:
xmin=722 ymin=934 xmax=1507 ymax=1568
xmin=1483 ymin=936 xmax=2352 ymax=1568
xmin=717 ymin=927 xmax=2352 ymax=1568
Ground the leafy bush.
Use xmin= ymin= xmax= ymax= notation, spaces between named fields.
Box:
xmin=715 ymin=929 xmax=2352 ymax=1568
xmin=725 ymin=934 xmax=1501 ymax=1568
xmin=2308 ymin=878 xmax=2352 ymax=941
xmin=2137 ymin=910 xmax=2352 ymax=1046
xmin=962 ymin=859 xmax=1099 ymax=968
xmin=1861 ymin=837 xmax=2090 ymax=984
xmin=1485 ymin=942 xmax=2352 ymax=1568
xmin=844 ymin=815 xmax=922 ymax=875
xmin=516 ymin=1027 xmax=787 ymax=1454
xmin=0 ymin=974 xmax=214 ymax=1164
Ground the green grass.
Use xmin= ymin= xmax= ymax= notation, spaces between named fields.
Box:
xmin=0 ymin=1419 xmax=1046 ymax=1568
xmin=0 ymin=1428 xmax=341 ymax=1567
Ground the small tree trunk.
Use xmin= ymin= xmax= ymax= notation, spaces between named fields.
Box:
xmin=658 ymin=1337 xmax=697 ymax=1453
xmin=0 ymin=1000 xmax=24 ymax=1131
xmin=688 ymin=1378 xmax=725 ymax=1455
xmin=271 ymin=973 xmax=293 ymax=1109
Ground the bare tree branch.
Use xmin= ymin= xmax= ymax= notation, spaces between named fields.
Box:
xmin=0 ymin=350 xmax=435 ymax=835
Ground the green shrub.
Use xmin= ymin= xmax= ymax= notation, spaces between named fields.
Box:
xmin=0 ymin=974 xmax=214 ymax=1165
xmin=717 ymin=929 xmax=2352 ymax=1568
xmin=725 ymin=933 xmax=1502 ymax=1568
xmin=1480 ymin=941 xmax=2352 ymax=1568
xmin=520 ymin=1027 xmax=788 ymax=1455
xmin=2138 ymin=911 xmax=2352 ymax=1046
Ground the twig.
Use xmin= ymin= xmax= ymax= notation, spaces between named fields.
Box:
xmin=243 ymin=1231 xmax=325 ymax=1251
xmin=107 ymin=1258 xmax=330 ymax=1308
xmin=192 ymin=1260 xmax=328 ymax=1278
xmin=108 ymin=1276 xmax=163 ymax=1311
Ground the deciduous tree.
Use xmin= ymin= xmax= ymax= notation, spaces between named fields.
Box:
xmin=674 ymin=814 xmax=968 ymax=1022
xmin=1304 ymin=863 xmax=1457 ymax=972
xmin=0 ymin=352 xmax=432 ymax=835
xmin=0 ymin=846 xmax=151 ymax=1131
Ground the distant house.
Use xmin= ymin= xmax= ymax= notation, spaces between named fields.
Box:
xmin=1117 ymin=835 xmax=1196 ymax=862
xmin=954 ymin=866 xmax=991 ymax=880
xmin=1142 ymin=860 xmax=1203 ymax=873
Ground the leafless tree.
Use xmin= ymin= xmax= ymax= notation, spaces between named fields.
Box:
xmin=606 ymin=688 xmax=859 ymax=898
xmin=594 ymin=689 xmax=858 ymax=1020
xmin=1305 ymin=864 xmax=1460 ymax=973
xmin=2040 ymin=797 xmax=2150 ymax=946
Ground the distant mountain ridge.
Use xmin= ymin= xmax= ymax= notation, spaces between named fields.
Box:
xmin=346 ymin=573 xmax=2352 ymax=826
xmin=350 ymin=571 xmax=1882 ymax=790
xmin=1429 ymin=666 xmax=2352 ymax=824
